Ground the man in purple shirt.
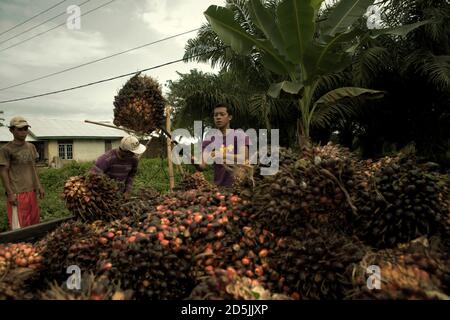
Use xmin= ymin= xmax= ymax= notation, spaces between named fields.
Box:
xmin=195 ymin=104 xmax=251 ymax=187
xmin=90 ymin=135 xmax=146 ymax=199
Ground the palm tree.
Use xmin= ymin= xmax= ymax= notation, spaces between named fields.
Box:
xmin=340 ymin=0 xmax=450 ymax=164
xmin=181 ymin=0 xmax=299 ymax=146
xmin=166 ymin=69 xmax=299 ymax=147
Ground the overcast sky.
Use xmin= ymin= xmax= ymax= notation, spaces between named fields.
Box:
xmin=0 ymin=0 xmax=224 ymax=123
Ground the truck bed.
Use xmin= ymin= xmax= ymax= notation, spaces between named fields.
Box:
xmin=0 ymin=216 xmax=74 ymax=244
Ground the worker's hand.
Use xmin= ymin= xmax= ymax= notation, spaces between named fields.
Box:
xmin=38 ymin=187 xmax=45 ymax=199
xmin=7 ymin=193 xmax=17 ymax=206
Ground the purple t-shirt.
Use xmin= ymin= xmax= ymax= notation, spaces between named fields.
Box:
xmin=90 ymin=149 xmax=138 ymax=192
xmin=202 ymin=129 xmax=251 ymax=187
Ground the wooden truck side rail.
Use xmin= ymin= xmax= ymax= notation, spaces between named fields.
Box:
xmin=0 ymin=216 xmax=74 ymax=244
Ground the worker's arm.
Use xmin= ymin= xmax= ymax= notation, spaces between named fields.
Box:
xmin=0 ymin=166 xmax=16 ymax=205
xmin=224 ymin=145 xmax=250 ymax=165
xmin=90 ymin=152 xmax=110 ymax=175
xmin=0 ymin=148 xmax=16 ymax=205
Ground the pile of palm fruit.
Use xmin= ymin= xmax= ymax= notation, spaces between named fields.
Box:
xmin=1 ymin=143 xmax=449 ymax=300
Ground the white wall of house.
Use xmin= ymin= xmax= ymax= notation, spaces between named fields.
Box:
xmin=74 ymin=140 xmax=106 ymax=162
xmin=48 ymin=141 xmax=58 ymax=161
xmin=48 ymin=139 xmax=121 ymax=162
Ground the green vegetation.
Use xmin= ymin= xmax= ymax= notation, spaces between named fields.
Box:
xmin=174 ymin=0 xmax=449 ymax=165
xmin=0 ymin=159 xmax=212 ymax=233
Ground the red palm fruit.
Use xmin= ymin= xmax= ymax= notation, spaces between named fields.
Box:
xmin=205 ymin=265 xmax=214 ymax=274
xmin=226 ymin=267 xmax=237 ymax=276
xmin=204 ymin=258 xmax=214 ymax=266
xmin=102 ymin=262 xmax=112 ymax=271
xmin=147 ymin=226 xmax=157 ymax=233
xmin=259 ymin=249 xmax=269 ymax=258
xmin=230 ymin=195 xmax=240 ymax=202
xmin=255 ymin=266 xmax=264 ymax=277
xmin=160 ymin=218 xmax=170 ymax=225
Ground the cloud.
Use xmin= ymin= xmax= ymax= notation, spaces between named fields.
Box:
xmin=139 ymin=0 xmax=223 ymax=40
xmin=0 ymin=0 xmax=222 ymax=122
xmin=1 ymin=26 xmax=107 ymax=68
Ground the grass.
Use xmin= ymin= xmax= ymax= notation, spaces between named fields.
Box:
xmin=0 ymin=158 xmax=213 ymax=233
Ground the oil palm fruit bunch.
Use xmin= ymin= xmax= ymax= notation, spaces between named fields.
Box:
xmin=39 ymin=273 xmax=133 ymax=300
xmin=241 ymin=146 xmax=298 ymax=199
xmin=251 ymin=144 xmax=360 ymax=236
xmin=350 ymin=156 xmax=447 ymax=248
xmin=35 ymin=221 xmax=102 ymax=286
xmin=0 ymin=243 xmax=42 ymax=277
xmin=269 ymin=227 xmax=366 ymax=300
xmin=138 ymin=186 xmax=160 ymax=201
xmin=63 ymin=174 xmax=123 ymax=222
xmin=97 ymin=235 xmax=194 ymax=300
xmin=0 ymin=268 xmax=36 ymax=300
xmin=191 ymin=224 xmax=278 ymax=287
xmin=177 ymin=172 xmax=212 ymax=191
xmin=349 ymin=238 xmax=449 ymax=299
xmin=91 ymin=213 xmax=195 ymax=300
xmin=230 ymin=164 xmax=255 ymax=198
xmin=113 ymin=74 xmax=165 ymax=134
xmin=250 ymin=153 xmax=307 ymax=235
xmin=188 ymin=267 xmax=291 ymax=300
xmin=119 ymin=199 xmax=153 ymax=222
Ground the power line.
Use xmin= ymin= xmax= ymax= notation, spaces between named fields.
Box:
xmin=0 ymin=47 xmax=227 ymax=104
xmin=0 ymin=0 xmax=91 ymax=47
xmin=0 ymin=0 xmax=68 ymax=37
xmin=0 ymin=28 xmax=200 ymax=92
xmin=0 ymin=0 xmax=116 ymax=53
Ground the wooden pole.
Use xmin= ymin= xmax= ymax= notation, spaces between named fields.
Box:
xmin=84 ymin=120 xmax=139 ymax=134
xmin=165 ymin=106 xmax=175 ymax=192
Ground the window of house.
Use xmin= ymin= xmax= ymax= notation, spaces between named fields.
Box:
xmin=58 ymin=140 xmax=73 ymax=160
xmin=105 ymin=140 xmax=112 ymax=152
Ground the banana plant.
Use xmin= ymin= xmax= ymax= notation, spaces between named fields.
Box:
xmin=204 ymin=0 xmax=431 ymax=145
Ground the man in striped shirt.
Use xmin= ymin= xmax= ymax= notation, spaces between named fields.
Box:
xmin=90 ymin=135 xmax=146 ymax=199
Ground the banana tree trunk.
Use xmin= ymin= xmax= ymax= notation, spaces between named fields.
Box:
xmin=296 ymin=118 xmax=311 ymax=150
xmin=297 ymin=85 xmax=314 ymax=150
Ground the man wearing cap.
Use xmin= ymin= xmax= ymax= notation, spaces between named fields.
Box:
xmin=90 ymin=135 xmax=146 ymax=199
xmin=0 ymin=117 xmax=45 ymax=230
